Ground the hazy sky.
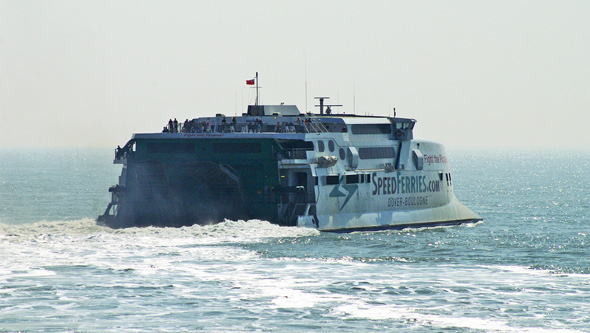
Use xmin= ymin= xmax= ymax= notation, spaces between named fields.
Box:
xmin=1 ymin=1 xmax=589 ymax=148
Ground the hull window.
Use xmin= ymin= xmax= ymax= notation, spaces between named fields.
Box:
xmin=147 ymin=142 xmax=195 ymax=154
xmin=325 ymin=175 xmax=339 ymax=185
xmin=346 ymin=174 xmax=359 ymax=184
xmin=213 ymin=142 xmax=261 ymax=154
xmin=317 ymin=141 xmax=325 ymax=152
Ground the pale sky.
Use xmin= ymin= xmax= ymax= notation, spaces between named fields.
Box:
xmin=1 ymin=1 xmax=589 ymax=149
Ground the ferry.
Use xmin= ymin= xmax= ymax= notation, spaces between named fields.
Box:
xmin=98 ymin=76 xmax=481 ymax=231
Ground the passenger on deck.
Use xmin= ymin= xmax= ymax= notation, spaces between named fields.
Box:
xmin=256 ymin=118 xmax=262 ymax=133
xmin=221 ymin=117 xmax=227 ymax=133
xmin=115 ymin=145 xmax=130 ymax=159
xmin=173 ymin=118 xmax=178 ymax=133
xmin=168 ymin=119 xmax=173 ymax=133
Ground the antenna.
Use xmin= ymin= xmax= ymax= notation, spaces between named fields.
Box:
xmin=304 ymin=53 xmax=308 ymax=113
xmin=353 ymin=78 xmax=356 ymax=115
xmin=314 ymin=96 xmax=342 ymax=115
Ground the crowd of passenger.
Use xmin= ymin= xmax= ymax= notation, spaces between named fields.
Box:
xmin=245 ymin=118 xmax=263 ymax=133
xmin=274 ymin=120 xmax=302 ymax=133
xmin=162 ymin=117 xmax=312 ymax=134
xmin=163 ymin=118 xmax=214 ymax=133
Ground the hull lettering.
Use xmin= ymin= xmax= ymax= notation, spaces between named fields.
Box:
xmin=372 ymin=172 xmax=441 ymax=196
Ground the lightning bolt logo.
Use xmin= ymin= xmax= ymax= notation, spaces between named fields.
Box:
xmin=329 ymin=176 xmax=358 ymax=211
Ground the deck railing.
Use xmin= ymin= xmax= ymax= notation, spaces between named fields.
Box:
xmin=304 ymin=120 xmax=328 ymax=134
xmin=162 ymin=119 xmax=330 ymax=135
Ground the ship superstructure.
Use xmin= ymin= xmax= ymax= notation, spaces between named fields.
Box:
xmin=98 ymin=95 xmax=481 ymax=231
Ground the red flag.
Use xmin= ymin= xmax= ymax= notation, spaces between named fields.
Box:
xmin=246 ymin=79 xmax=255 ymax=85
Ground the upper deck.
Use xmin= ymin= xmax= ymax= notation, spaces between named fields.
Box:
xmin=114 ymin=104 xmax=418 ymax=163
xmin=135 ymin=104 xmax=416 ymax=141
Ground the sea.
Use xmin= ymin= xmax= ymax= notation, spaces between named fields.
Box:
xmin=0 ymin=147 xmax=589 ymax=332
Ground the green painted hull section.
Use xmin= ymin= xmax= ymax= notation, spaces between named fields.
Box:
xmin=101 ymin=138 xmax=284 ymax=228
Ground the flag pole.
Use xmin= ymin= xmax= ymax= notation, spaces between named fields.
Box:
xmin=255 ymin=72 xmax=259 ymax=106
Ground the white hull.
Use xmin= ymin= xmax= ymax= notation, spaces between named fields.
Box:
xmin=291 ymin=129 xmax=482 ymax=231
xmin=314 ymin=197 xmax=480 ymax=231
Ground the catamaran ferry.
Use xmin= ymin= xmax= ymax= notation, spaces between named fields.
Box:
xmin=98 ymin=79 xmax=481 ymax=231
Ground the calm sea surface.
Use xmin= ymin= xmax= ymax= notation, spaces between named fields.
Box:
xmin=1 ymin=148 xmax=589 ymax=332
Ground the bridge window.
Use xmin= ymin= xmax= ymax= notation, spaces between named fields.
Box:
xmin=358 ymin=147 xmax=396 ymax=159
xmin=351 ymin=124 xmax=392 ymax=135
xmin=325 ymin=123 xmax=348 ymax=133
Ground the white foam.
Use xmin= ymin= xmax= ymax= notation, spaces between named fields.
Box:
xmin=0 ymin=218 xmax=319 ymax=246
xmin=1 ymin=218 xmax=319 ymax=278
xmin=479 ymin=264 xmax=590 ymax=280
xmin=334 ymin=302 xmax=583 ymax=332
xmin=2 ymin=219 xmax=588 ymax=332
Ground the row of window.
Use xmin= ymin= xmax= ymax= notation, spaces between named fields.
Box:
xmin=316 ymin=125 xmax=392 ymax=153
xmin=321 ymin=123 xmax=392 ymax=134
xmin=147 ymin=142 xmax=195 ymax=154
xmin=325 ymin=174 xmax=372 ymax=185
xmin=317 ymin=140 xmax=396 ymax=160
xmin=146 ymin=140 xmax=395 ymax=161
xmin=147 ymin=142 xmax=262 ymax=154
xmin=316 ymin=140 xmax=335 ymax=153
xmin=212 ymin=142 xmax=262 ymax=154
xmin=350 ymin=124 xmax=392 ymax=135
xmin=358 ymin=147 xmax=396 ymax=159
